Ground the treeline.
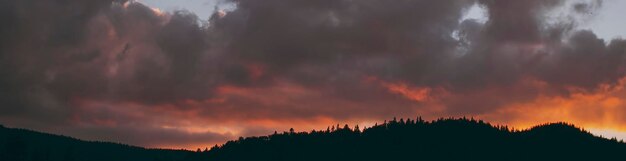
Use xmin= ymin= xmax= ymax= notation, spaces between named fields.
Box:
xmin=203 ymin=117 xmax=626 ymax=161
xmin=2 ymin=117 xmax=626 ymax=161
xmin=0 ymin=126 xmax=199 ymax=161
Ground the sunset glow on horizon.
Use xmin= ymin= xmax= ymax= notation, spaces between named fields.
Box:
xmin=2 ymin=0 xmax=626 ymax=150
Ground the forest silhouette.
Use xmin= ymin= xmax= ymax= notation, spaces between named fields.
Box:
xmin=2 ymin=117 xmax=626 ymax=161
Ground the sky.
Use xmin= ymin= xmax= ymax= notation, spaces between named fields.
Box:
xmin=1 ymin=0 xmax=626 ymax=150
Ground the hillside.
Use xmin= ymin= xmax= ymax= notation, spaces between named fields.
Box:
xmin=0 ymin=125 xmax=201 ymax=161
xmin=204 ymin=118 xmax=626 ymax=161
xmin=2 ymin=118 xmax=626 ymax=161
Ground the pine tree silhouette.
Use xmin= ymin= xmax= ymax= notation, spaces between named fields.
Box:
xmin=2 ymin=117 xmax=626 ymax=161
xmin=204 ymin=117 xmax=626 ymax=161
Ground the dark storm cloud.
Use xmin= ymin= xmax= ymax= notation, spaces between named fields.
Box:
xmin=534 ymin=30 xmax=626 ymax=89
xmin=208 ymin=0 xmax=626 ymax=114
xmin=0 ymin=1 xmax=217 ymax=109
xmin=1 ymin=0 xmax=626 ymax=148
xmin=483 ymin=0 xmax=625 ymax=91
xmin=0 ymin=0 xmax=228 ymax=147
xmin=573 ymin=0 xmax=603 ymax=14
xmin=211 ymin=0 xmax=473 ymax=81
xmin=0 ymin=0 xmax=121 ymax=125
xmin=478 ymin=0 xmax=564 ymax=43
xmin=430 ymin=0 xmax=626 ymax=113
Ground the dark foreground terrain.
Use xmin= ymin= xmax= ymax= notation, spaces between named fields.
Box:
xmin=2 ymin=118 xmax=625 ymax=161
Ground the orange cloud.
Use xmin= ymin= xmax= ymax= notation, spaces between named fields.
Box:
xmin=478 ymin=77 xmax=626 ymax=132
xmin=246 ymin=63 xmax=266 ymax=81
xmin=365 ymin=76 xmax=448 ymax=103
xmin=382 ymin=82 xmax=432 ymax=102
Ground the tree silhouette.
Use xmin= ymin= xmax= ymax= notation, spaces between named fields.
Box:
xmin=204 ymin=117 xmax=626 ymax=161
xmin=2 ymin=117 xmax=626 ymax=161
xmin=0 ymin=125 xmax=197 ymax=161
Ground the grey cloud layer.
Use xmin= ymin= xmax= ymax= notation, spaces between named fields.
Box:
xmin=1 ymin=0 xmax=625 ymax=147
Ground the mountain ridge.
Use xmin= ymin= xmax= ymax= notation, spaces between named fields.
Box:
xmin=2 ymin=118 xmax=625 ymax=161
xmin=206 ymin=118 xmax=626 ymax=161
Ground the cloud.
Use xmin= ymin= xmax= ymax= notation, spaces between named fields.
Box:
xmin=65 ymin=124 xmax=232 ymax=149
xmin=1 ymin=0 xmax=626 ymax=149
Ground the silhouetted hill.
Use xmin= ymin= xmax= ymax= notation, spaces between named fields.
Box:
xmin=2 ymin=118 xmax=626 ymax=161
xmin=204 ymin=118 xmax=626 ymax=161
xmin=0 ymin=125 xmax=201 ymax=161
